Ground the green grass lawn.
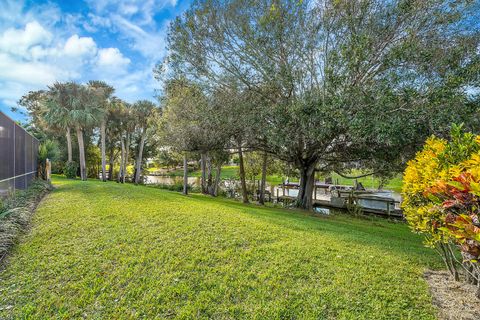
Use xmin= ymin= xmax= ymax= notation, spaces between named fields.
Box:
xmin=0 ymin=177 xmax=440 ymax=319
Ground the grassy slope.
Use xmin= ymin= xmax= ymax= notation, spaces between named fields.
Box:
xmin=0 ymin=177 xmax=440 ymax=319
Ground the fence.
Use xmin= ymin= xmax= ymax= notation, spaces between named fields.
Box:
xmin=0 ymin=111 xmax=39 ymax=195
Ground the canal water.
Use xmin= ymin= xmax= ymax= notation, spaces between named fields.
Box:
xmin=145 ymin=175 xmax=302 ymax=199
xmin=145 ymin=175 xmax=200 ymax=186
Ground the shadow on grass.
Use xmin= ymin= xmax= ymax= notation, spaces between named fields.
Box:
xmin=186 ymin=192 xmax=442 ymax=269
xmin=50 ymin=176 xmax=442 ymax=269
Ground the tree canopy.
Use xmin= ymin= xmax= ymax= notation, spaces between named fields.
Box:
xmin=159 ymin=0 xmax=480 ymax=208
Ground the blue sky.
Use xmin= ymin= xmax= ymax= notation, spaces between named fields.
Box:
xmin=0 ymin=0 xmax=191 ymax=121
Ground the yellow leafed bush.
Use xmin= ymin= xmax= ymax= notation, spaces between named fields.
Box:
xmin=402 ymin=125 xmax=480 ymax=293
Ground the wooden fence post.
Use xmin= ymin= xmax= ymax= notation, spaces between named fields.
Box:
xmin=46 ymin=158 xmax=51 ymax=183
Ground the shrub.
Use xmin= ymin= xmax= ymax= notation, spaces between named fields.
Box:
xmin=345 ymin=190 xmax=363 ymax=216
xmin=0 ymin=180 xmax=52 ymax=261
xmin=64 ymin=161 xmax=78 ymax=179
xmin=222 ymin=178 xmax=241 ymax=199
xmin=403 ymin=124 xmax=480 ymax=296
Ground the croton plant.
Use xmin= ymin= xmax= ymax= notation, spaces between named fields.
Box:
xmin=403 ymin=125 xmax=480 ymax=267
xmin=428 ymin=173 xmax=480 ymax=261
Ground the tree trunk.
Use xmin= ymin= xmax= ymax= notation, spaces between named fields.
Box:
xmin=206 ymin=156 xmax=213 ymax=194
xmin=119 ymin=138 xmax=125 ymax=183
xmin=238 ymin=144 xmax=249 ymax=204
xmin=213 ymin=162 xmax=222 ymax=196
xmin=200 ymin=153 xmax=207 ymax=194
xmin=259 ymin=151 xmax=268 ymax=205
xmin=75 ymin=126 xmax=87 ymax=181
xmin=100 ymin=120 xmax=106 ymax=182
xmin=108 ymin=148 xmax=114 ymax=181
xmin=183 ymin=153 xmax=188 ymax=195
xmin=134 ymin=131 xmax=146 ymax=184
xmin=125 ymin=133 xmax=130 ymax=182
xmin=66 ymin=127 xmax=72 ymax=162
xmin=297 ymin=162 xmax=316 ymax=210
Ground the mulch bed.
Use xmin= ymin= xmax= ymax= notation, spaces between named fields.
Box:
xmin=425 ymin=270 xmax=480 ymax=320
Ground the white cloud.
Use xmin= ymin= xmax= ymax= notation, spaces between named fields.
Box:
xmin=0 ymin=0 xmax=181 ymax=118
xmin=0 ymin=18 xmax=131 ymax=112
xmin=86 ymin=0 xmax=178 ymax=25
xmin=63 ymin=34 xmax=97 ymax=57
xmin=119 ymin=3 xmax=139 ymax=15
xmin=103 ymin=63 xmax=159 ymax=102
xmin=85 ymin=0 xmax=178 ymax=59
xmin=85 ymin=13 xmax=112 ymax=31
xmin=97 ymin=47 xmax=131 ymax=72
xmin=0 ymin=21 xmax=52 ymax=57
xmin=110 ymin=15 xmax=167 ymax=59
xmin=0 ymin=1 xmax=61 ymax=31
xmin=0 ymin=53 xmax=60 ymax=85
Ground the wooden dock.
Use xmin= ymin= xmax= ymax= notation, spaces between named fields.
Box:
xmin=278 ymin=195 xmax=403 ymax=218
xmin=276 ymin=182 xmax=403 ymax=218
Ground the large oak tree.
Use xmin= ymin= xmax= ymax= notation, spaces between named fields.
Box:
xmin=163 ymin=0 xmax=480 ymax=209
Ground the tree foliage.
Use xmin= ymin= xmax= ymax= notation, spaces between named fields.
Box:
xmin=162 ymin=0 xmax=480 ymax=208
xmin=18 ymin=81 xmax=159 ymax=184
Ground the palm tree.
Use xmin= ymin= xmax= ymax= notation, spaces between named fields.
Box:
xmin=132 ymin=100 xmax=158 ymax=184
xmin=122 ymin=103 xmax=136 ymax=183
xmin=87 ymin=81 xmax=115 ymax=182
xmin=106 ymin=97 xmax=123 ymax=181
xmin=109 ymin=100 xmax=134 ymax=183
xmin=67 ymin=82 xmax=104 ymax=181
xmin=43 ymin=82 xmax=74 ymax=163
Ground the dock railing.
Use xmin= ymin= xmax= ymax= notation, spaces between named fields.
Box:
xmin=276 ymin=181 xmax=402 ymax=217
